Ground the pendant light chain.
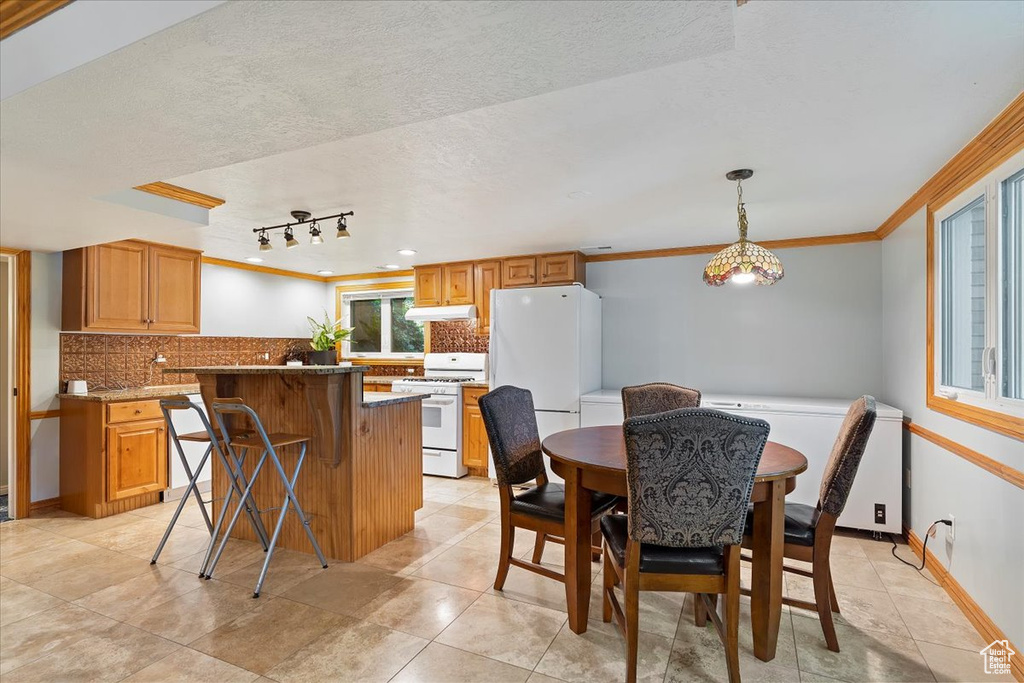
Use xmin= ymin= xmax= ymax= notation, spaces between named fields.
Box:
xmin=736 ymin=178 xmax=748 ymax=242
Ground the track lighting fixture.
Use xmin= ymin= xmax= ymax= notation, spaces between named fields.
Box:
xmin=336 ymin=214 xmax=351 ymax=239
xmin=252 ymin=209 xmax=354 ymax=253
xmin=309 ymin=220 xmax=324 ymax=244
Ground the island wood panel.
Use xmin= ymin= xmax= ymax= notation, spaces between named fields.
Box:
xmin=200 ymin=371 xmax=422 ymax=562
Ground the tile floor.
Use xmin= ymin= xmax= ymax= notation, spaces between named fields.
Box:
xmin=0 ymin=476 xmax=1010 ymax=682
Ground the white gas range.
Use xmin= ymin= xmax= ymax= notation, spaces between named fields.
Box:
xmin=391 ymin=353 xmax=488 ymax=478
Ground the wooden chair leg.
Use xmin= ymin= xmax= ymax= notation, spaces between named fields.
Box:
xmin=602 ymin=544 xmax=614 ymax=623
xmin=724 ymin=548 xmax=741 ymax=683
xmin=828 ymin=568 xmax=841 ymax=613
xmin=592 ymin=529 xmax=603 ymax=562
xmin=494 ymin=520 xmax=515 ymax=591
xmin=531 ymin=532 xmax=547 ymax=564
xmin=813 ymin=551 xmax=840 ymax=652
xmin=625 ymin=574 xmax=640 ymax=683
xmin=694 ymin=593 xmax=707 ymax=626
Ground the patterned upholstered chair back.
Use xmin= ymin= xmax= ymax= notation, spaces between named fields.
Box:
xmin=478 ymin=386 xmax=547 ymax=487
xmin=624 ymin=408 xmax=769 ymax=548
xmin=621 ymin=383 xmax=702 ymax=419
xmin=818 ymin=396 xmax=877 ymax=516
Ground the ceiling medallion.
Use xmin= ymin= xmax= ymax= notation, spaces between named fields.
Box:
xmin=703 ymin=169 xmax=784 ymax=287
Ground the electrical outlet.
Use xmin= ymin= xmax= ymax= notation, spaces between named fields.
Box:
xmin=874 ymin=503 xmax=886 ymax=525
xmin=948 ymin=514 xmax=955 ymax=541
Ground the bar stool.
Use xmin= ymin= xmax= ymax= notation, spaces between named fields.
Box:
xmin=204 ymin=398 xmax=327 ymax=597
xmin=153 ymin=396 xmax=270 ymax=570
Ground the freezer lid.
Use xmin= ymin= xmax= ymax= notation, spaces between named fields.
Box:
xmin=581 ymin=390 xmax=623 ymax=404
xmin=701 ymin=393 xmax=903 ymax=420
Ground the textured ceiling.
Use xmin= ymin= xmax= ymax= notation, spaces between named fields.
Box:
xmin=1 ymin=0 xmax=1022 ymax=275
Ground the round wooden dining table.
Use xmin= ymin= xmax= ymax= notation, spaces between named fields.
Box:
xmin=542 ymin=425 xmax=807 ymax=663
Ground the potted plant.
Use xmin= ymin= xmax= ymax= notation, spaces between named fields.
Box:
xmin=307 ymin=312 xmax=351 ymax=365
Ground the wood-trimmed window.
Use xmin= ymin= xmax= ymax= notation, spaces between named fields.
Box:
xmin=334 ymin=283 xmax=424 ymax=361
xmin=928 ymin=149 xmax=1024 ymax=440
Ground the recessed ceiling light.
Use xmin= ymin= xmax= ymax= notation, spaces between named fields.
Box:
xmin=246 ymin=257 xmax=264 ymax=263
xmin=317 ymin=269 xmax=333 ymax=275
xmin=382 ymin=264 xmax=401 ymax=270
xmin=567 ymin=190 xmax=592 ymax=200
xmin=397 ymin=249 xmax=417 ymax=256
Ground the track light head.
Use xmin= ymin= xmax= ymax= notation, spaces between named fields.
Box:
xmin=336 ymin=214 xmax=351 ymax=239
xmin=284 ymin=226 xmax=299 ymax=249
xmin=258 ymin=230 xmax=272 ymax=252
xmin=309 ymin=220 xmax=324 ymax=245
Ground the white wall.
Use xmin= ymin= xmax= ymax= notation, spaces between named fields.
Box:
xmin=881 ymin=208 xmax=1024 ymax=648
xmin=30 ymin=252 xmax=62 ymax=502
xmin=199 ymin=263 xmax=334 ymax=337
xmin=588 ymin=241 xmax=884 ymax=399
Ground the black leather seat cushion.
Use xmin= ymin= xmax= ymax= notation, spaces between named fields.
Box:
xmin=510 ymin=483 xmax=619 ymax=522
xmin=744 ymin=502 xmax=819 ymax=547
xmin=600 ymin=514 xmax=724 ymax=575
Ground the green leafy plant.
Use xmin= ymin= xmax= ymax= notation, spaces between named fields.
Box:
xmin=308 ymin=312 xmax=352 ymax=351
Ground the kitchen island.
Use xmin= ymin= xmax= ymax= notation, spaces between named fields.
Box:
xmin=164 ymin=365 xmax=424 ymax=561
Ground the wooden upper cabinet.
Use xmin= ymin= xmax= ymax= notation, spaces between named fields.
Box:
xmin=502 ymin=256 xmax=537 ymax=287
xmin=538 ymin=252 xmax=585 ymax=286
xmin=443 ymin=263 xmax=475 ymax=305
xmin=473 ymin=260 xmax=501 ymax=334
xmin=105 ymin=417 xmax=167 ymax=502
xmin=414 ymin=265 xmax=443 ymax=306
xmin=86 ymin=241 xmax=150 ymax=331
xmin=63 ymin=240 xmax=202 ymax=333
xmin=148 ymin=245 xmax=201 ymax=333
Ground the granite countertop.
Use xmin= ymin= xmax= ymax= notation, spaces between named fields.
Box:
xmin=164 ymin=365 xmax=369 ymax=375
xmin=362 ymin=376 xmax=399 ymax=384
xmin=361 ymin=391 xmax=426 ymax=407
xmin=58 ymin=384 xmax=201 ymax=402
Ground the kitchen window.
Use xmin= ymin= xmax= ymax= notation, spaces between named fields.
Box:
xmin=340 ymin=289 xmax=424 ymax=359
xmin=932 ymin=150 xmax=1023 ymax=431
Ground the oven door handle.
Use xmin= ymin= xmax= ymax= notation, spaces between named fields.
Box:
xmin=421 ymin=398 xmax=456 ymax=407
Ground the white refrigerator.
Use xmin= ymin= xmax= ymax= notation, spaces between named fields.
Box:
xmin=489 ymin=284 xmax=602 ymax=481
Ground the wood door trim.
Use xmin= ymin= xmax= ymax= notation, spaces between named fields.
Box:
xmin=133 ymin=182 xmax=225 ymax=209
xmin=905 ymin=526 xmax=1023 ymax=681
xmin=903 ymin=421 xmax=1024 ymax=490
xmin=12 ymin=251 xmax=31 ymax=517
xmin=0 ymin=0 xmax=72 ymax=40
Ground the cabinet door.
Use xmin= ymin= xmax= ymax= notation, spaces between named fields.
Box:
xmin=502 ymin=256 xmax=537 ymax=287
xmin=148 ymin=245 xmax=201 ymax=333
xmin=443 ymin=263 xmax=475 ymax=305
xmin=106 ymin=419 xmax=167 ymax=501
xmin=414 ymin=266 xmax=444 ymax=306
xmin=462 ymin=390 xmax=489 ymax=469
xmin=86 ymin=241 xmax=149 ymax=331
xmin=538 ymin=252 xmax=578 ymax=285
xmin=473 ymin=260 xmax=501 ymax=334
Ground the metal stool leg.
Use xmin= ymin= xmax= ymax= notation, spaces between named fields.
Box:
xmin=200 ymin=444 xmax=260 ymax=578
xmin=151 ymin=441 xmax=213 ymax=565
xmin=252 ymin=443 xmax=327 ymax=597
xmin=204 ymin=448 xmax=271 ymax=580
xmin=216 ymin=438 xmax=271 ymax=551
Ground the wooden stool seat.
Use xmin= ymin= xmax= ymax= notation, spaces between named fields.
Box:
xmin=177 ymin=428 xmax=248 ymax=443
xmin=229 ymin=432 xmax=310 ymax=449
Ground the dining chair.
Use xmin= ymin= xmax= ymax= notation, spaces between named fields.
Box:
xmin=741 ymin=395 xmax=877 ymax=652
xmin=621 ymin=382 xmax=702 ymax=419
xmin=602 ymin=408 xmax=770 ymax=683
xmin=478 ymin=385 xmax=619 ymax=590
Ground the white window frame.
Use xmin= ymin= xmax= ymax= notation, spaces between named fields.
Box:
xmin=340 ymin=288 xmax=424 ymax=360
xmin=933 ymin=149 xmax=1024 ymax=418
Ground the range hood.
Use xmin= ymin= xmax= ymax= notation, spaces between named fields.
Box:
xmin=405 ymin=305 xmax=477 ymax=322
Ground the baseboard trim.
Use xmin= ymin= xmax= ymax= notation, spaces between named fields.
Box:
xmin=29 ymin=496 xmax=60 ymax=513
xmin=904 ymin=526 xmax=1023 ymax=682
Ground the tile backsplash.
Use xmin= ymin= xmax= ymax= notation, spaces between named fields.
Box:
xmin=429 ymin=320 xmax=489 ymax=354
xmin=60 ymin=334 xmax=309 ymax=391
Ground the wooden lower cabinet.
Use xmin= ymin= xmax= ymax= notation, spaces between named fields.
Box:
xmin=106 ymin=419 xmax=167 ymax=501
xmin=60 ymin=398 xmax=168 ymax=518
xmin=462 ymin=387 xmax=490 ymax=474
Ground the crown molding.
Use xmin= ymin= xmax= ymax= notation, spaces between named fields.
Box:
xmin=134 ymin=182 xmax=225 ymax=210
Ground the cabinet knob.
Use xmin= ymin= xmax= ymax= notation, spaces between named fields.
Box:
xmin=134 ymin=409 xmax=142 ymax=414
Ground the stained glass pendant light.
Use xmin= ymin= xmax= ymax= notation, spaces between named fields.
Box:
xmin=703 ymin=169 xmax=784 ymax=286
